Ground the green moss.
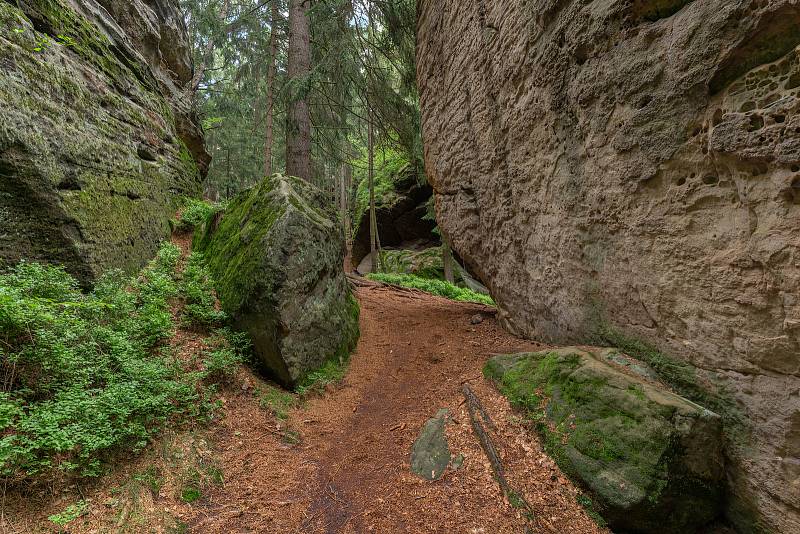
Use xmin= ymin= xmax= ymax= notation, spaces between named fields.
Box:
xmin=194 ymin=176 xmax=286 ymax=311
xmin=0 ymin=1 xmax=201 ymax=284
xmin=351 ymin=147 xmax=417 ymax=235
xmin=485 ymin=349 xmax=724 ymax=531
xmin=23 ymin=0 xmax=157 ymax=93
xmin=195 ymin=174 xmax=360 ymax=387
xmin=595 ymin=325 xmax=749 ymax=448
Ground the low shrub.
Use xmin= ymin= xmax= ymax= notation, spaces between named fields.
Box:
xmin=180 ymin=252 xmax=228 ymax=328
xmin=0 ymin=243 xmax=243 ymax=482
xmin=173 ymin=198 xmax=224 ymax=233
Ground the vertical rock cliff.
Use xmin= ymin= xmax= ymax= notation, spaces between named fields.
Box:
xmin=417 ymin=0 xmax=800 ymax=531
xmin=0 ymin=0 xmax=209 ymax=284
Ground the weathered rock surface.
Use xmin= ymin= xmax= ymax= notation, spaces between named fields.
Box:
xmin=351 ymin=160 xmax=438 ymax=266
xmin=0 ymin=0 xmax=209 ymax=284
xmin=373 ymin=247 xmax=448 ymax=280
xmin=410 ymin=408 xmax=451 ymax=481
xmin=487 ymin=348 xmax=725 ymax=532
xmin=195 ymin=174 xmax=360 ymax=387
xmin=417 ymin=1 xmax=800 ymax=530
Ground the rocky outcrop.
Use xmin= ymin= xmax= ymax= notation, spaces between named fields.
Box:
xmin=0 ymin=0 xmax=209 ymax=285
xmin=351 ymin=157 xmax=438 ymax=266
xmin=410 ymin=408 xmax=451 ymax=481
xmin=417 ymin=1 xmax=800 ymax=530
xmin=195 ymin=174 xmax=360 ymax=387
xmin=373 ymin=247 xmax=447 ymax=280
xmin=486 ymin=348 xmax=725 ymax=532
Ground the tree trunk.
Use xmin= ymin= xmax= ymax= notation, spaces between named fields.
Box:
xmin=264 ymin=0 xmax=279 ymax=177
xmin=443 ymin=242 xmax=455 ymax=283
xmin=368 ymin=117 xmax=380 ymax=273
xmin=190 ymin=0 xmax=230 ymax=92
xmin=286 ymin=0 xmax=312 ymax=182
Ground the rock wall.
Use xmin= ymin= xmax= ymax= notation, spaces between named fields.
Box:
xmin=0 ymin=0 xmax=209 ymax=284
xmin=417 ymin=1 xmax=800 ymax=531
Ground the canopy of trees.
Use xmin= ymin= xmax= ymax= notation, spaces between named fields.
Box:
xmin=181 ymin=0 xmax=420 ymax=206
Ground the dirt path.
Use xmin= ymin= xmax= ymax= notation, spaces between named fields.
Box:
xmin=3 ymin=283 xmax=606 ymax=533
xmin=184 ymin=286 xmax=606 ymax=534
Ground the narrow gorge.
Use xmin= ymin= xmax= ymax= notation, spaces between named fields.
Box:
xmin=1 ymin=0 xmax=798 ymax=532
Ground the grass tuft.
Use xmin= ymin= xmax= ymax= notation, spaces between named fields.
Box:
xmin=366 ymin=273 xmax=494 ymax=306
xmin=172 ymin=198 xmax=225 ymax=233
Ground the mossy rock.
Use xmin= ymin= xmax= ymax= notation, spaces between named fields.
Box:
xmin=378 ymin=247 xmax=461 ymax=283
xmin=195 ymin=174 xmax=360 ymax=387
xmin=485 ymin=347 xmax=725 ymax=533
xmin=0 ymin=0 xmax=205 ymax=285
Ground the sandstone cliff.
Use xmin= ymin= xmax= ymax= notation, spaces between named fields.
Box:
xmin=0 ymin=0 xmax=209 ymax=284
xmin=417 ymin=1 xmax=800 ymax=531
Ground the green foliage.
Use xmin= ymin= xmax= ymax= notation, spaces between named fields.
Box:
xmin=48 ymin=499 xmax=88 ymax=526
xmin=133 ymin=465 xmax=164 ymax=496
xmin=296 ymin=357 xmax=348 ymax=397
xmin=180 ymin=486 xmax=202 ymax=503
xmin=173 ymin=198 xmax=225 ymax=233
xmin=352 ymin=147 xmax=413 ymax=232
xmin=0 ymin=243 xmax=245 ymax=482
xmin=258 ymin=385 xmax=298 ymax=420
xmin=202 ymin=329 xmax=247 ymax=383
xmin=180 ymin=252 xmax=228 ymax=327
xmin=378 ymin=247 xmax=465 ymax=285
xmin=366 ymin=273 xmax=495 ymax=306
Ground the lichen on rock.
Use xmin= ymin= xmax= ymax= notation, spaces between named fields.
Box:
xmin=195 ymin=174 xmax=360 ymax=387
xmin=485 ymin=348 xmax=725 ymax=533
xmin=0 ymin=0 xmax=208 ymax=285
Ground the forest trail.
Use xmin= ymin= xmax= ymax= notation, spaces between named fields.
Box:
xmin=4 ymin=275 xmax=607 ymax=534
xmin=181 ymin=286 xmax=606 ymax=534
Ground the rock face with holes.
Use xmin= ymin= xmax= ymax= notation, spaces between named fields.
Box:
xmin=0 ymin=0 xmax=209 ymax=284
xmin=418 ymin=0 xmax=800 ymax=530
xmin=194 ymin=174 xmax=360 ymax=388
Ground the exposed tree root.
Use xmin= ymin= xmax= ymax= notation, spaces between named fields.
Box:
xmin=462 ymin=383 xmax=538 ymax=533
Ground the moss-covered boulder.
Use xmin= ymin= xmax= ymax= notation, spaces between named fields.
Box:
xmin=377 ymin=247 xmax=450 ymax=281
xmin=195 ymin=174 xmax=360 ymax=387
xmin=350 ymin=149 xmax=438 ymax=265
xmin=0 ymin=0 xmax=207 ymax=285
xmin=485 ymin=348 xmax=724 ymax=533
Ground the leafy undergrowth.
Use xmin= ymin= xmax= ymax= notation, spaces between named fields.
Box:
xmin=172 ymin=197 xmax=225 ymax=233
xmin=0 ymin=242 xmax=246 ymax=486
xmin=367 ymin=273 xmax=495 ymax=306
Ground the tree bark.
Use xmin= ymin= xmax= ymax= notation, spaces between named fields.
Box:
xmin=286 ymin=0 xmax=312 ymax=182
xmin=443 ymin=242 xmax=455 ymax=283
xmin=264 ymin=0 xmax=279 ymax=177
xmin=368 ymin=117 xmax=379 ymax=273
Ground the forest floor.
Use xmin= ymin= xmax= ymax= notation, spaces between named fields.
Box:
xmin=3 ymin=245 xmax=606 ymax=533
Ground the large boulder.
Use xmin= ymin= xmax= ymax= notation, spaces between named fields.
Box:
xmin=195 ymin=174 xmax=360 ymax=387
xmin=0 ymin=0 xmax=208 ymax=285
xmin=486 ymin=348 xmax=725 ymax=533
xmin=417 ymin=1 xmax=800 ymax=529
